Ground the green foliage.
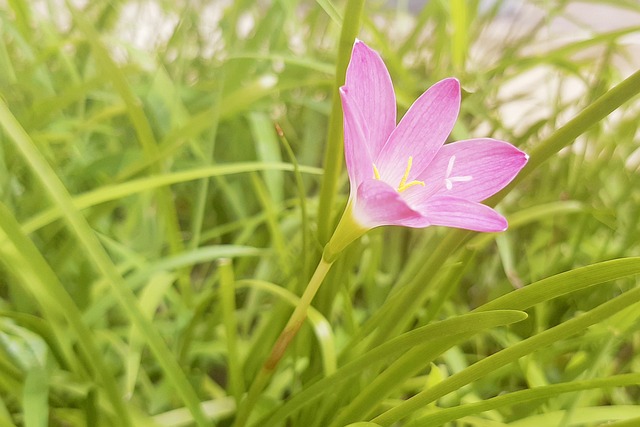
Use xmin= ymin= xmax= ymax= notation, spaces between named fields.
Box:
xmin=1 ymin=0 xmax=639 ymax=426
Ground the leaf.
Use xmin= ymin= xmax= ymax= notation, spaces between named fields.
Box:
xmin=257 ymin=310 xmax=527 ymax=426
xmin=410 ymin=373 xmax=640 ymax=426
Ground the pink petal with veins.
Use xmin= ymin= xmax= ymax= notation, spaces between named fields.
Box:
xmin=375 ymin=78 xmax=460 ymax=185
xmin=417 ymin=195 xmax=508 ymax=232
xmin=353 ymin=179 xmax=424 ymax=228
xmin=340 ymin=87 xmax=373 ymax=193
xmin=405 ymin=138 xmax=529 ymax=205
xmin=345 ymin=40 xmax=397 ymax=156
xmin=331 ymin=40 xmax=529 ymax=247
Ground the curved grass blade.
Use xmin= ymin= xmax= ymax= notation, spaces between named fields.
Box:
xmin=0 ymin=98 xmax=209 ymax=426
xmin=409 ymin=373 xmax=640 ymax=427
xmin=0 ymin=203 xmax=134 ymax=425
xmin=19 ymin=163 xmax=322 ymax=236
xmin=474 ymin=257 xmax=640 ymax=313
xmin=372 ymin=285 xmax=640 ymax=425
xmin=255 ymin=310 xmax=526 ymax=426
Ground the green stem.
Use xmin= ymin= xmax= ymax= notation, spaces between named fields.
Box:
xmin=233 ymin=200 xmax=367 ymax=425
xmin=233 ymin=257 xmax=334 ymax=427
xmin=316 ymin=0 xmax=366 ymax=244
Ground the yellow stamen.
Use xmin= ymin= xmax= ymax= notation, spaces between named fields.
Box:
xmin=373 ymin=163 xmax=381 ymax=180
xmin=397 ymin=156 xmax=425 ymax=192
xmin=398 ymin=180 xmax=425 ymax=192
xmin=371 ymin=157 xmax=425 ymax=192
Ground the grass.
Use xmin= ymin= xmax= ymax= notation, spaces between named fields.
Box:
xmin=1 ymin=0 xmax=640 ymax=426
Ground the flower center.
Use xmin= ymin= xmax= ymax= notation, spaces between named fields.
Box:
xmin=373 ymin=156 xmax=425 ymax=193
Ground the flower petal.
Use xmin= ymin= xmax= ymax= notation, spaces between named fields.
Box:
xmin=352 ymin=179 xmax=425 ymax=228
xmin=340 ymin=87 xmax=374 ymax=191
xmin=345 ymin=40 xmax=397 ymax=157
xmin=415 ymin=195 xmax=508 ymax=232
xmin=408 ymin=138 xmax=529 ymax=204
xmin=376 ymin=78 xmax=460 ymax=186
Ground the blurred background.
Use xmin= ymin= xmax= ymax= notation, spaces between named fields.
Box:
xmin=1 ymin=1 xmax=640 ymax=426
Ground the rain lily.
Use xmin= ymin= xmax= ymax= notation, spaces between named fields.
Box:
xmin=324 ymin=40 xmax=528 ymax=261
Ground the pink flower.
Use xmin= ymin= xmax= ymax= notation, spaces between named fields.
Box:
xmin=324 ymin=40 xmax=527 ymax=260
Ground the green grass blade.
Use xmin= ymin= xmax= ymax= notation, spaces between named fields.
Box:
xmin=257 ymin=310 xmax=526 ymax=426
xmin=19 ymin=162 xmax=322 ymax=236
xmin=23 ymin=368 xmax=48 ymax=427
xmin=410 ymin=373 xmax=640 ymax=426
xmin=0 ymin=202 xmax=134 ymax=425
xmin=237 ymin=279 xmax=338 ymax=376
xmin=316 ymin=0 xmax=365 ymax=244
xmin=372 ymin=286 xmax=640 ymax=425
xmin=125 ymin=272 xmax=176 ymax=399
xmin=315 ymin=0 xmax=342 ymax=24
xmin=487 ymin=68 xmax=640 ymax=206
xmin=475 ymin=257 xmax=640 ymax=312
xmin=507 ymin=406 xmax=640 ymax=427
xmin=66 ymin=1 xmax=190 ymax=301
xmin=249 ymin=113 xmax=284 ymax=203
xmin=219 ymin=259 xmax=245 ymax=406
xmin=83 ymin=245 xmax=264 ymax=325
xmin=0 ymin=99 xmax=209 ymax=426
xmin=450 ymin=0 xmax=470 ymax=71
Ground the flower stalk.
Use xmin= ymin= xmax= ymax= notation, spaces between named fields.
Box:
xmin=233 ymin=257 xmax=334 ymax=427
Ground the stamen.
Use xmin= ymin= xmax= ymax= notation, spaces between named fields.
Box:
xmin=398 ymin=156 xmax=413 ymax=190
xmin=397 ymin=156 xmax=425 ymax=192
xmin=373 ymin=163 xmax=381 ymax=180
xmin=372 ymin=157 xmax=425 ymax=192
xmin=398 ymin=180 xmax=425 ymax=192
